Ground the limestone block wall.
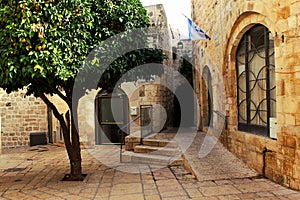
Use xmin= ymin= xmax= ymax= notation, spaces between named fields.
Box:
xmin=192 ymin=0 xmax=300 ymax=189
xmin=77 ymin=89 xmax=98 ymax=147
xmin=135 ymin=82 xmax=173 ymax=132
xmin=0 ymin=89 xmax=47 ymax=148
xmin=47 ymin=93 xmax=70 ymax=144
xmin=76 ymin=80 xmax=174 ymax=147
xmin=123 ymin=80 xmax=174 ymax=134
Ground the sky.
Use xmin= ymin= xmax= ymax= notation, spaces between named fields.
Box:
xmin=141 ymin=0 xmax=191 ymax=39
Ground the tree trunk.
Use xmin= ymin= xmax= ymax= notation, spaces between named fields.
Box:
xmin=67 ymin=110 xmax=84 ymax=181
xmin=68 ymin=143 xmax=83 ymax=181
xmin=38 ymin=93 xmax=84 ymax=181
xmin=63 ymin=105 xmax=84 ymax=181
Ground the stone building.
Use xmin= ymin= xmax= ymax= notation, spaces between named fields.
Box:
xmin=0 ymin=4 xmax=174 ymax=150
xmin=130 ymin=4 xmax=174 ymax=131
xmin=0 ymin=89 xmax=48 ymax=150
xmin=73 ymin=3 xmax=175 ymax=146
xmin=192 ymin=0 xmax=300 ymax=189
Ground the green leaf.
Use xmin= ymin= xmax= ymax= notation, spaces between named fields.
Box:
xmin=87 ymin=22 xmax=93 ymax=27
xmin=34 ymin=64 xmax=43 ymax=72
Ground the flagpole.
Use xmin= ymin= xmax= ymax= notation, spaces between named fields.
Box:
xmin=182 ymin=13 xmax=189 ymax=20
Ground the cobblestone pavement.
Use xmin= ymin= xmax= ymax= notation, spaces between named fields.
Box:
xmin=0 ymin=132 xmax=300 ymax=200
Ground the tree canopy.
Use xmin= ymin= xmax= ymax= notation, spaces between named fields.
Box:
xmin=0 ymin=0 xmax=163 ymax=96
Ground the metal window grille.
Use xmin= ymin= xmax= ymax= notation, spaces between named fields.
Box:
xmin=236 ymin=25 xmax=276 ymax=137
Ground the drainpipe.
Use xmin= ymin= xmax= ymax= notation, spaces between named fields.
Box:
xmin=262 ymin=147 xmax=273 ymax=177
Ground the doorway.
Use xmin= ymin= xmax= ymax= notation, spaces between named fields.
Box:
xmin=202 ymin=66 xmax=213 ymax=127
xmin=173 ymin=83 xmax=195 ymax=127
xmin=95 ymin=88 xmax=129 ymax=145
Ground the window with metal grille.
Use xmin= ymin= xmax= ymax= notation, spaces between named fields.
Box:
xmin=236 ymin=24 xmax=276 ymax=137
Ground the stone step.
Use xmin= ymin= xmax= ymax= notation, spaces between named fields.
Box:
xmin=121 ymin=151 xmax=183 ymax=166
xmin=134 ymin=145 xmax=181 ymax=156
xmin=149 ymin=132 xmax=177 ymax=140
xmin=142 ymin=139 xmax=178 ymax=148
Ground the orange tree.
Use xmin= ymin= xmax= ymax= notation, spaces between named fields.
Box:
xmin=0 ymin=0 xmax=164 ymax=180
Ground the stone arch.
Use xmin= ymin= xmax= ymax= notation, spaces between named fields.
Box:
xmin=223 ymin=1 xmax=280 ymax=76
xmin=224 ymin=1 xmax=278 ymax=44
xmin=201 ymin=65 xmax=213 ymax=127
xmin=174 ymin=83 xmax=195 ymax=127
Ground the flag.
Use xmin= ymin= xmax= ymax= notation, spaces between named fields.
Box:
xmin=187 ymin=17 xmax=210 ymax=40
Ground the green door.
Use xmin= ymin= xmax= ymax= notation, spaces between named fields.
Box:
xmin=95 ymin=89 xmax=129 ymax=145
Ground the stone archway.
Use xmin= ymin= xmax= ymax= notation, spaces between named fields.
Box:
xmin=173 ymin=83 xmax=195 ymax=127
xmin=202 ymin=65 xmax=213 ymax=127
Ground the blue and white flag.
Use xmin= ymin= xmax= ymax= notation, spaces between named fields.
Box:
xmin=187 ymin=17 xmax=210 ymax=40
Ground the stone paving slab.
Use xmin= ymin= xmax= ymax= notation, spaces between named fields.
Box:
xmin=182 ymin=132 xmax=259 ymax=181
xmin=0 ymin=136 xmax=299 ymax=199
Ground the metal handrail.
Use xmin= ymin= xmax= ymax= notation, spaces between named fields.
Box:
xmin=118 ymin=115 xmax=141 ymax=162
xmin=213 ymin=110 xmax=226 ymax=120
xmin=212 ymin=110 xmax=228 ymax=130
xmin=212 ymin=110 xmax=229 ymax=147
xmin=140 ymin=105 xmax=153 ymax=145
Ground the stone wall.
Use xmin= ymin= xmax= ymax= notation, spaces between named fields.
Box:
xmin=192 ymin=0 xmax=300 ymax=189
xmin=0 ymin=89 xmax=48 ymax=148
xmin=123 ymin=80 xmax=174 ymax=133
xmin=76 ymin=79 xmax=174 ymax=147
xmin=47 ymin=93 xmax=69 ymax=144
xmin=77 ymin=89 xmax=98 ymax=147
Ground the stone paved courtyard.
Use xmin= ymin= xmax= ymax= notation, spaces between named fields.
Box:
xmin=0 ymin=132 xmax=300 ymax=200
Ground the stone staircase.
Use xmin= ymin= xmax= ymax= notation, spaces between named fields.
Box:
xmin=121 ymin=132 xmax=183 ymax=166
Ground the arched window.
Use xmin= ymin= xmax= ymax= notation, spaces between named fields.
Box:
xmin=236 ymin=24 xmax=276 ymax=137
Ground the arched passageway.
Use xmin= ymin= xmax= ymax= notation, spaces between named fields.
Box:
xmin=173 ymin=83 xmax=195 ymax=127
xmin=202 ymin=66 xmax=213 ymax=127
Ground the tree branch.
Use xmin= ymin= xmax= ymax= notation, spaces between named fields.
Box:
xmin=37 ymin=78 xmax=69 ymax=103
xmin=38 ymin=92 xmax=72 ymax=150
